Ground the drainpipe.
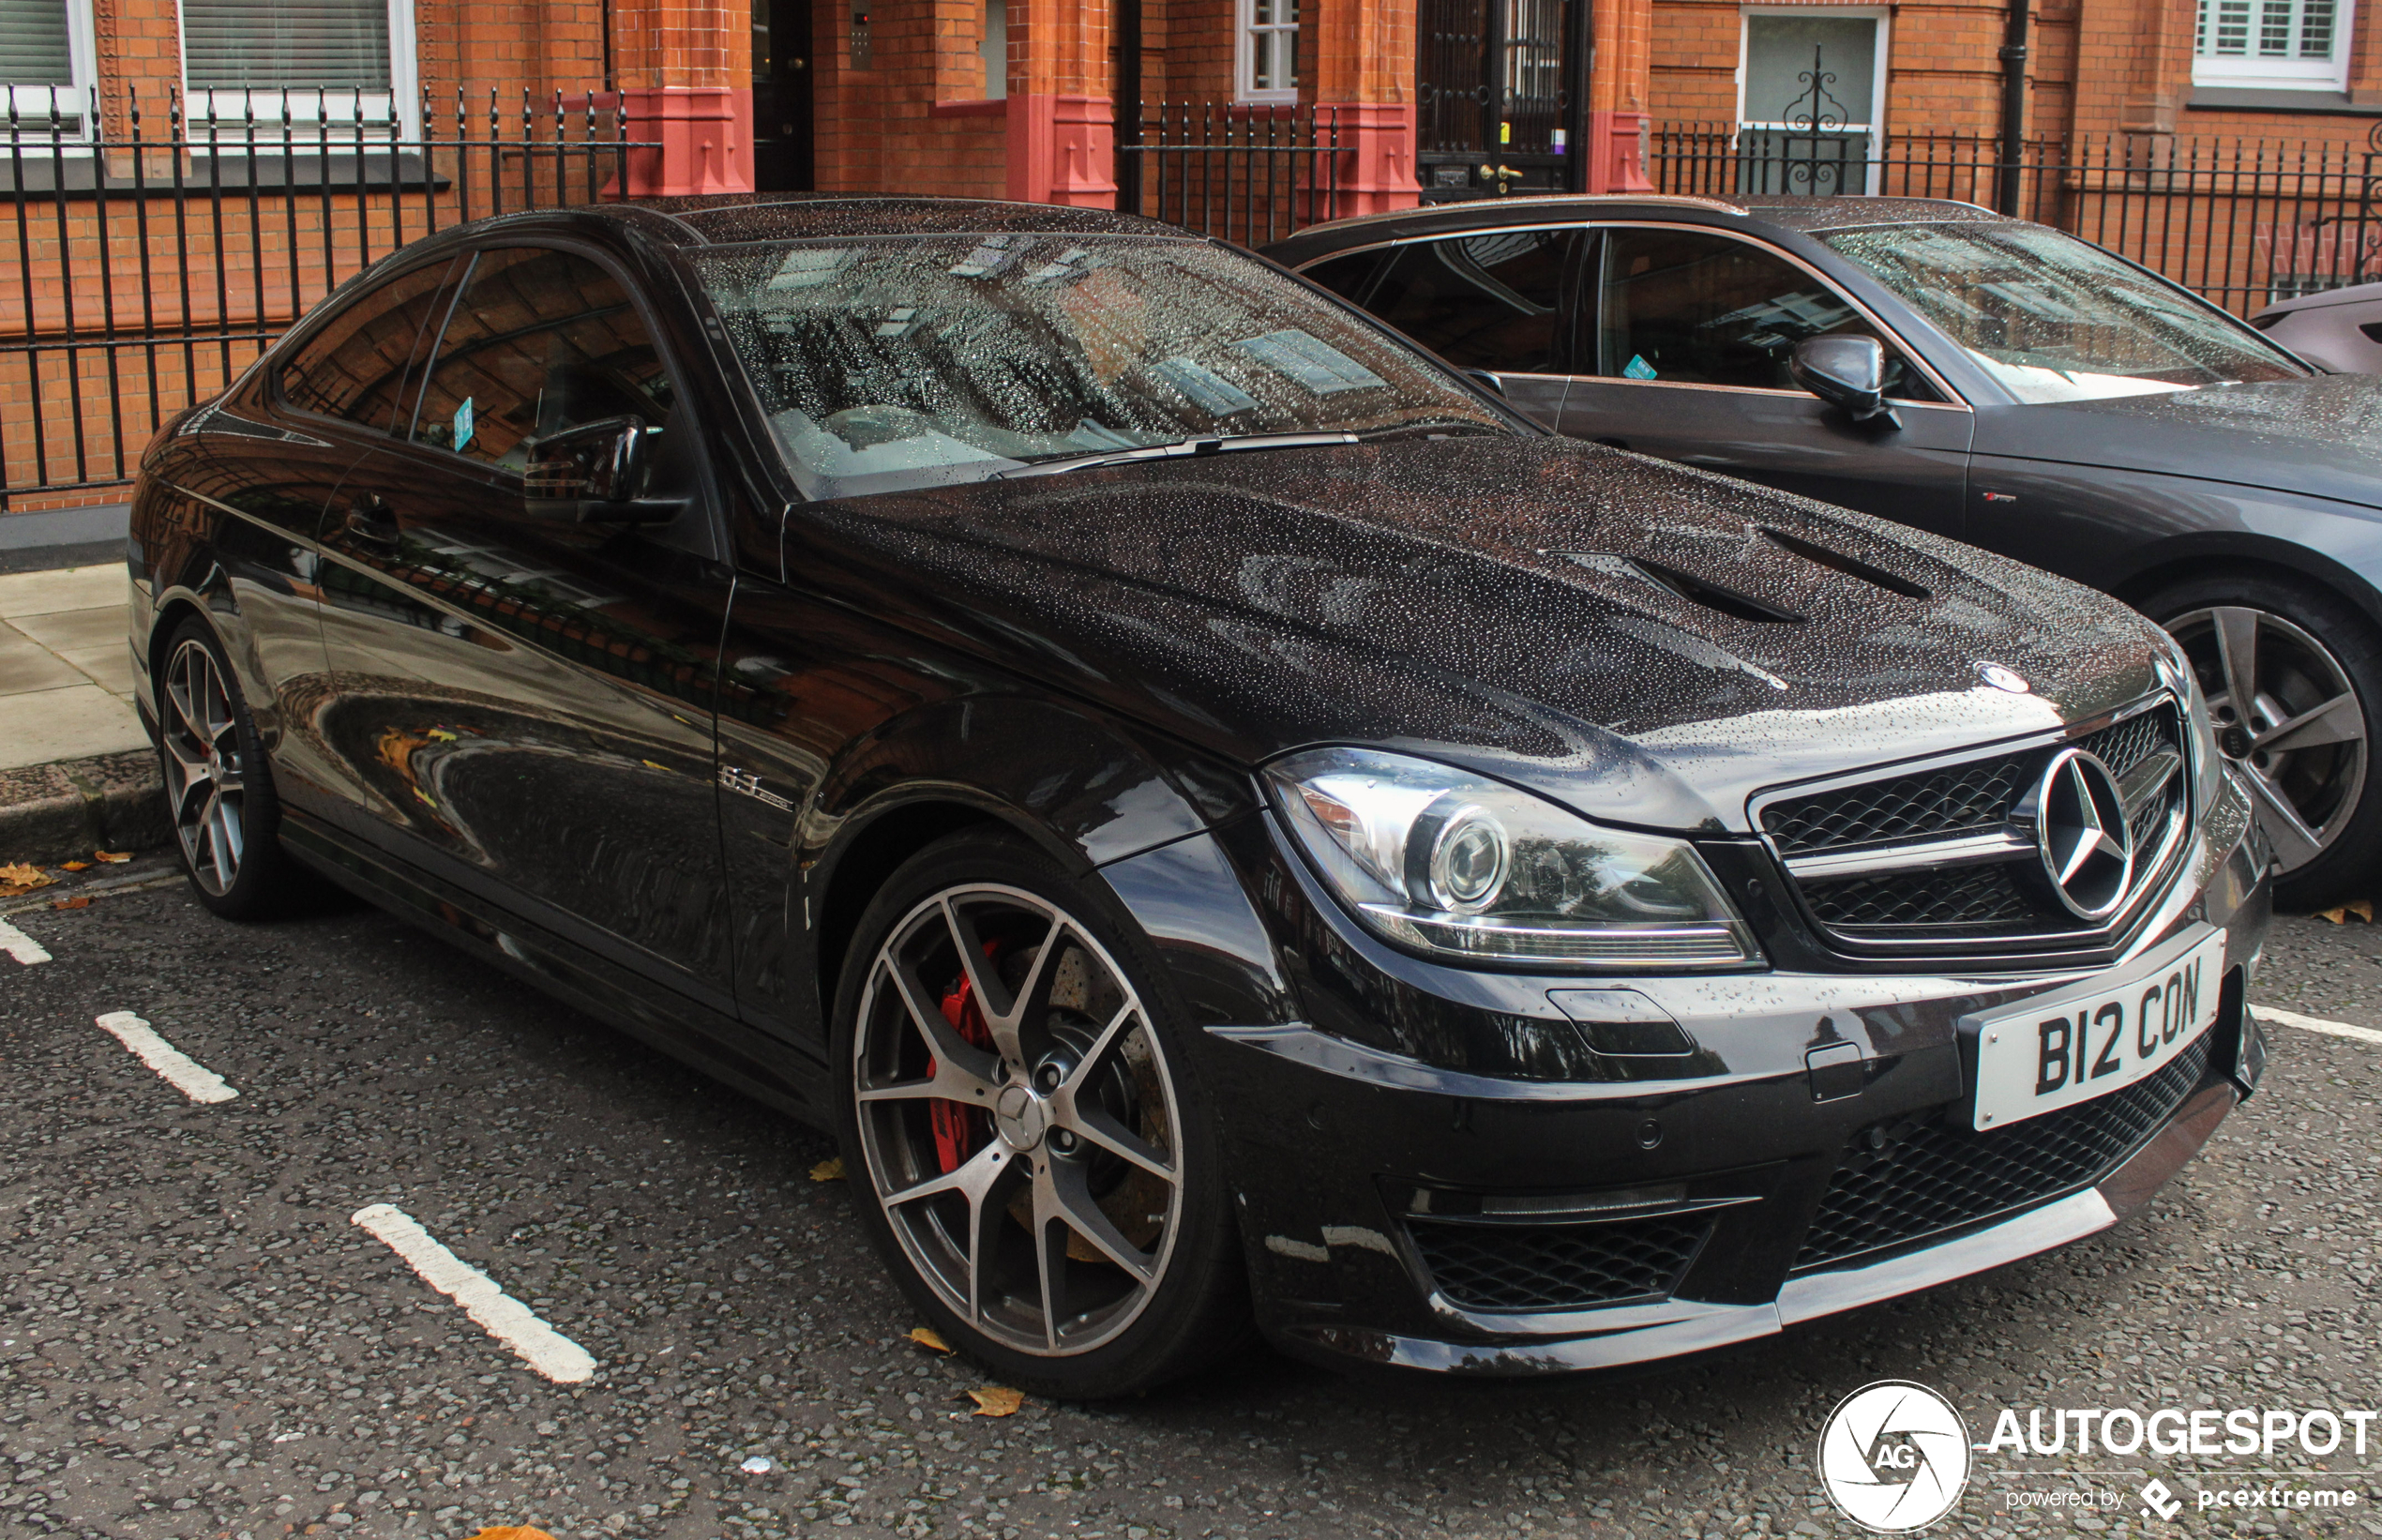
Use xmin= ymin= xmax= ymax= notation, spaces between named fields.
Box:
xmin=1997 ymin=0 xmax=2030 ymax=216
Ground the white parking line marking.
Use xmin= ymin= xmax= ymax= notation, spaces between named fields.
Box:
xmin=2252 ymin=1003 xmax=2382 ymax=1047
xmin=350 ymin=1203 xmax=596 ymax=1383
xmin=94 ymin=1011 xmax=237 ymax=1103
xmin=1 ymin=916 xmax=50 ymax=964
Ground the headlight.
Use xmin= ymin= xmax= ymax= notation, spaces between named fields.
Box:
xmin=1264 ymin=747 xmax=1761 ymax=970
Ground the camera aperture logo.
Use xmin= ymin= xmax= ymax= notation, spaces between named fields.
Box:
xmin=1818 ymin=1381 xmax=1973 ymax=1532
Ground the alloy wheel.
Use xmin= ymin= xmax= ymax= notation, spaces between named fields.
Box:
xmin=161 ymin=638 xmax=248 ymax=896
xmin=852 ymin=883 xmax=1183 ymax=1357
xmin=2165 ymin=605 xmax=2368 ymax=876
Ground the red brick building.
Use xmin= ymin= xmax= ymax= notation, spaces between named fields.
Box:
xmin=8 ymin=0 xmax=2374 ymax=214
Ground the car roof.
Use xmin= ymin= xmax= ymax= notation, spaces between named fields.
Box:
xmin=454 ymin=194 xmax=1190 ymax=248
xmin=1261 ymin=191 xmax=2018 ymax=257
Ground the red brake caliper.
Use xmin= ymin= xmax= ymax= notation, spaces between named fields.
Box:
xmin=928 ymin=945 xmax=999 ymax=1173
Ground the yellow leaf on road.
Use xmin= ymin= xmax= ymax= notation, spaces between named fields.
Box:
xmin=0 ymin=863 xmax=55 ymax=895
xmin=94 ymin=851 xmax=131 ymax=863
xmin=908 ymin=1326 xmax=953 ymax=1353
xmin=2318 ymin=898 xmax=2374 ymax=923
xmin=59 ymin=860 xmax=90 ymax=871
xmin=809 ymin=1156 xmax=845 ymax=1183
xmin=52 ymin=896 xmax=89 ymax=910
xmin=464 ymin=1529 xmax=557 ymax=1540
xmin=966 ymin=1385 xmax=1023 ymax=1417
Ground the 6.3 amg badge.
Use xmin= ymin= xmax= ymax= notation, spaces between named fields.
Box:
xmin=1817 ymin=1381 xmax=1972 ymax=1532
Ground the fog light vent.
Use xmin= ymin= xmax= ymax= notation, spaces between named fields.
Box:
xmin=1408 ymin=1214 xmax=1713 ymax=1312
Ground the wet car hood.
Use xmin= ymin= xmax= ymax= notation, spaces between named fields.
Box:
xmin=794 ymin=435 xmax=2166 ymax=834
xmin=1974 ymin=376 xmax=2382 ymax=508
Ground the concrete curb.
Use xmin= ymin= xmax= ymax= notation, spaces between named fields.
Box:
xmin=0 ymin=748 xmax=170 ymax=866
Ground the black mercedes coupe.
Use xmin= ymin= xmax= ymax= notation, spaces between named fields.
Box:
xmin=128 ymin=197 xmax=2269 ymax=1396
xmin=1265 ymin=195 xmax=2382 ymax=911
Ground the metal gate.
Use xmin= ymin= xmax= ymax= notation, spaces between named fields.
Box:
xmin=1417 ymin=0 xmax=1588 ymax=200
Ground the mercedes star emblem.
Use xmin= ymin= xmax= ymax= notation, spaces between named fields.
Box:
xmin=2020 ymin=747 xmax=2134 ymax=920
xmin=1976 ymin=661 xmax=2031 ymax=693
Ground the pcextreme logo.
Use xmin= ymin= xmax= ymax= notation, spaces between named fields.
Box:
xmin=1817 ymin=1381 xmax=1973 ymax=1533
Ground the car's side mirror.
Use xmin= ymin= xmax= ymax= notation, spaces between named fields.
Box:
xmin=1790 ymin=336 xmax=1902 ymax=430
xmin=523 ymin=416 xmax=685 ymax=523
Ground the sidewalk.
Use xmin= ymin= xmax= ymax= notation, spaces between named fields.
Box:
xmin=0 ymin=564 xmax=167 ymax=864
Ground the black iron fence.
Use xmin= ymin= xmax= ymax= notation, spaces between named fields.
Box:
xmin=1651 ymin=122 xmax=2382 ymax=315
xmin=3 ymin=87 xmax=644 ymax=502
xmin=1121 ymin=103 xmax=1347 ymax=248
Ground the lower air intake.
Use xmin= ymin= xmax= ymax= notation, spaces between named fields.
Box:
xmin=1408 ymin=1213 xmax=1713 ymax=1311
xmin=1793 ymin=1034 xmax=2213 ymax=1273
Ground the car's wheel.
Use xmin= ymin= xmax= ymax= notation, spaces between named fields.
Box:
xmin=2146 ymin=574 xmax=2382 ymax=910
xmin=156 ymin=616 xmax=309 ymax=920
xmin=830 ymin=829 xmax=1248 ymax=1398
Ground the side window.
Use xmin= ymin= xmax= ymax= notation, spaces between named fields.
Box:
xmin=1360 ymin=229 xmax=1582 ymax=372
xmin=1303 ymin=249 xmax=1386 ymax=306
xmin=279 ymin=261 xmax=455 ymax=429
xmin=411 ymin=247 xmax=678 ymax=473
xmin=1596 ymin=228 xmax=1937 ymax=400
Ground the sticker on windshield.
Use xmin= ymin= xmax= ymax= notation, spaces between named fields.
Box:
xmin=1146 ymin=356 xmax=1258 ymax=417
xmin=1623 ymin=355 xmax=1659 ymax=381
xmin=452 ymin=397 xmax=475 ymax=453
xmin=1229 ymin=329 xmax=1386 ymax=395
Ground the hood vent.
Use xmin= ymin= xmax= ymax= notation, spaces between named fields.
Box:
xmin=1627 ymin=557 xmax=1805 ymax=625
xmin=1759 ymin=526 xmax=1933 ymax=600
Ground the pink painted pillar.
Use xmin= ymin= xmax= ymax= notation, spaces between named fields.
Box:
xmin=1310 ymin=101 xmax=1418 ymax=216
xmin=1007 ymin=94 xmax=1117 ymax=205
xmin=622 ymin=87 xmax=755 ymax=195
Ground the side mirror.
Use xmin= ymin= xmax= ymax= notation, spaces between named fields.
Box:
xmin=1789 ymin=336 xmax=1901 ymax=429
xmin=523 ymin=416 xmax=684 ymax=523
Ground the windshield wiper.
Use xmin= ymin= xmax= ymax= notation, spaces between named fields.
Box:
xmin=993 ymin=430 xmax=1358 ymax=479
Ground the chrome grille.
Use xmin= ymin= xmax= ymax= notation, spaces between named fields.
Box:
xmin=1760 ymin=700 xmax=2188 ymax=954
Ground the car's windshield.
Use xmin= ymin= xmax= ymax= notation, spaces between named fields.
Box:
xmin=1815 ymin=222 xmax=2308 ymax=403
xmin=688 ymin=234 xmax=1512 ymax=499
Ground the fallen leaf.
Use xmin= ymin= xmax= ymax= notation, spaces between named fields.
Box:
xmin=51 ymin=896 xmax=90 ymax=910
xmin=908 ymin=1326 xmax=954 ymax=1354
xmin=809 ymin=1156 xmax=845 ymax=1183
xmin=965 ymin=1385 xmax=1023 ymax=1417
xmin=426 ymin=730 xmax=460 ymax=743
xmin=94 ymin=851 xmax=131 ymax=864
xmin=2317 ymin=899 xmax=2374 ymax=923
xmin=0 ymin=863 xmax=55 ymax=896
xmin=462 ymin=1529 xmax=558 ymax=1540
xmin=59 ymin=860 xmax=91 ymax=872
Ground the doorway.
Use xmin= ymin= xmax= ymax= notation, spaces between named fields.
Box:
xmin=1416 ymin=0 xmax=1588 ymax=200
xmin=753 ymin=0 xmax=814 ymax=191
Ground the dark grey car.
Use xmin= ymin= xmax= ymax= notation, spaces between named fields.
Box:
xmin=1266 ymin=194 xmax=2382 ymax=909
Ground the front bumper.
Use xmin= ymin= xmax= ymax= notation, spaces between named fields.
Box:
xmin=1147 ymin=775 xmax=2272 ymax=1378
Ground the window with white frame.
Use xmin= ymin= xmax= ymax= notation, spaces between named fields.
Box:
xmin=0 ymin=0 xmax=98 ymax=138
xmin=1238 ymin=0 xmax=1298 ymax=104
xmin=180 ymin=0 xmax=420 ymax=134
xmin=2194 ymin=0 xmax=2354 ymax=90
xmin=1737 ymin=9 xmax=1888 ymax=197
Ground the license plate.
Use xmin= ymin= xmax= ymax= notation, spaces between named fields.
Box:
xmin=1967 ymin=928 xmax=2226 ymax=1132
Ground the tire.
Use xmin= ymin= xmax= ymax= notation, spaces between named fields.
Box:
xmin=2142 ymin=572 xmax=2382 ymax=911
xmin=829 ymin=828 xmax=1250 ymax=1398
xmin=155 ymin=616 xmax=313 ymax=920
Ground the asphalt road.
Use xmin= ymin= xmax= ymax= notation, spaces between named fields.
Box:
xmin=2 ymin=859 xmax=2375 ymax=1540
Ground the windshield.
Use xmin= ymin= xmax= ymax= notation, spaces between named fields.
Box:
xmin=1815 ymin=222 xmax=2307 ymax=403
xmin=689 ymin=234 xmax=1511 ymax=499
